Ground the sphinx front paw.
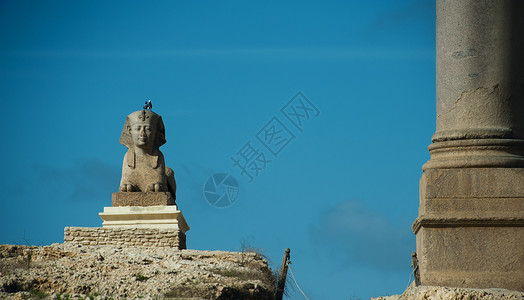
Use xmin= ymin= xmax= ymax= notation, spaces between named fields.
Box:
xmin=148 ymin=183 xmax=164 ymax=192
xmin=120 ymin=184 xmax=136 ymax=192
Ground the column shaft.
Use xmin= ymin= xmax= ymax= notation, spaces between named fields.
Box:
xmin=424 ymin=0 xmax=524 ymax=170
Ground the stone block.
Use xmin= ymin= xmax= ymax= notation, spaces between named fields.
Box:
xmin=112 ymin=192 xmax=175 ymax=207
xmin=63 ymin=226 xmax=187 ymax=249
xmin=414 ymin=167 xmax=524 ymax=291
xmin=99 ymin=205 xmax=189 ymax=232
xmin=416 ymin=226 xmax=524 ymax=291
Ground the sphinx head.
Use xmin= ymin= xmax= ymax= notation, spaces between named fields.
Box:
xmin=119 ymin=110 xmax=166 ymax=150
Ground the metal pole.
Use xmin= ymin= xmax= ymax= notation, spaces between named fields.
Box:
xmin=276 ymin=248 xmax=290 ymax=300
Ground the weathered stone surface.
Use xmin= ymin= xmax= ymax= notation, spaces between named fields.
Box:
xmin=415 ymin=168 xmax=524 ymax=219
xmin=64 ymin=227 xmax=187 ymax=249
xmin=0 ymin=244 xmax=275 ymax=299
xmin=420 ymin=168 xmax=524 ymax=200
xmin=425 ymin=0 xmax=524 ymax=170
xmin=112 ymin=192 xmax=175 ymax=207
xmin=435 ymin=0 xmax=524 ymax=144
xmin=414 ymin=168 xmax=524 ymax=291
xmin=415 ymin=226 xmax=524 ymax=291
xmin=373 ymin=285 xmax=524 ymax=300
xmin=118 ymin=109 xmax=177 ymax=202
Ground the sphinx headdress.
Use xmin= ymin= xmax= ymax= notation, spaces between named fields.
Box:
xmin=119 ymin=110 xmax=166 ymax=149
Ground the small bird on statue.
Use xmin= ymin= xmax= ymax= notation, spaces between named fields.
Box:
xmin=143 ymin=100 xmax=152 ymax=110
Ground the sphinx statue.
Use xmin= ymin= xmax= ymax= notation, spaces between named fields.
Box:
xmin=118 ymin=109 xmax=176 ymax=201
xmin=97 ymin=107 xmax=188 ymax=247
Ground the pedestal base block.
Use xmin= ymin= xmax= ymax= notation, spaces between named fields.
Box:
xmin=64 ymin=227 xmax=186 ymax=249
xmin=413 ymin=168 xmax=524 ymax=292
xmin=415 ymin=226 xmax=524 ymax=291
xmin=99 ymin=205 xmax=189 ymax=232
xmin=112 ymin=192 xmax=175 ymax=207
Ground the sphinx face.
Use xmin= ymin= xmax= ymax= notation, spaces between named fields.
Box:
xmin=129 ymin=121 xmax=156 ymax=149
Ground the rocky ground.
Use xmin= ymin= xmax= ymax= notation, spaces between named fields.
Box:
xmin=373 ymin=285 xmax=524 ymax=300
xmin=0 ymin=243 xmax=276 ymax=300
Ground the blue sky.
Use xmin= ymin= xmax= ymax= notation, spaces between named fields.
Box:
xmin=0 ymin=1 xmax=435 ymax=299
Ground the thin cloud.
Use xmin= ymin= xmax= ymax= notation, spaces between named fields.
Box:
xmin=369 ymin=0 xmax=434 ymax=34
xmin=0 ymin=46 xmax=432 ymax=60
xmin=32 ymin=158 xmax=120 ymax=202
xmin=312 ymin=200 xmax=415 ymax=271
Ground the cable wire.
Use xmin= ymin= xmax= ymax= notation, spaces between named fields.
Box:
xmin=405 ymin=268 xmax=415 ymax=291
xmin=288 ymin=264 xmax=310 ymax=300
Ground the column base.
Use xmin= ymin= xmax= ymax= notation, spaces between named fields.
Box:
xmin=423 ymin=138 xmax=524 ymax=170
xmin=413 ymin=168 xmax=524 ymax=292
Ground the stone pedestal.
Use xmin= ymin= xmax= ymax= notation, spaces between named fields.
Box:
xmin=112 ymin=192 xmax=175 ymax=207
xmin=413 ymin=168 xmax=524 ymax=290
xmin=99 ymin=205 xmax=189 ymax=231
xmin=97 ymin=192 xmax=189 ymax=249
xmin=413 ymin=0 xmax=524 ymax=292
xmin=64 ymin=192 xmax=189 ymax=250
xmin=64 ymin=227 xmax=187 ymax=249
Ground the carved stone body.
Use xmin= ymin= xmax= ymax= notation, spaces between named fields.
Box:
xmin=118 ymin=110 xmax=176 ymax=201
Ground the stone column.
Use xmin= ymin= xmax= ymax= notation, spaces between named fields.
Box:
xmin=413 ymin=0 xmax=524 ymax=291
